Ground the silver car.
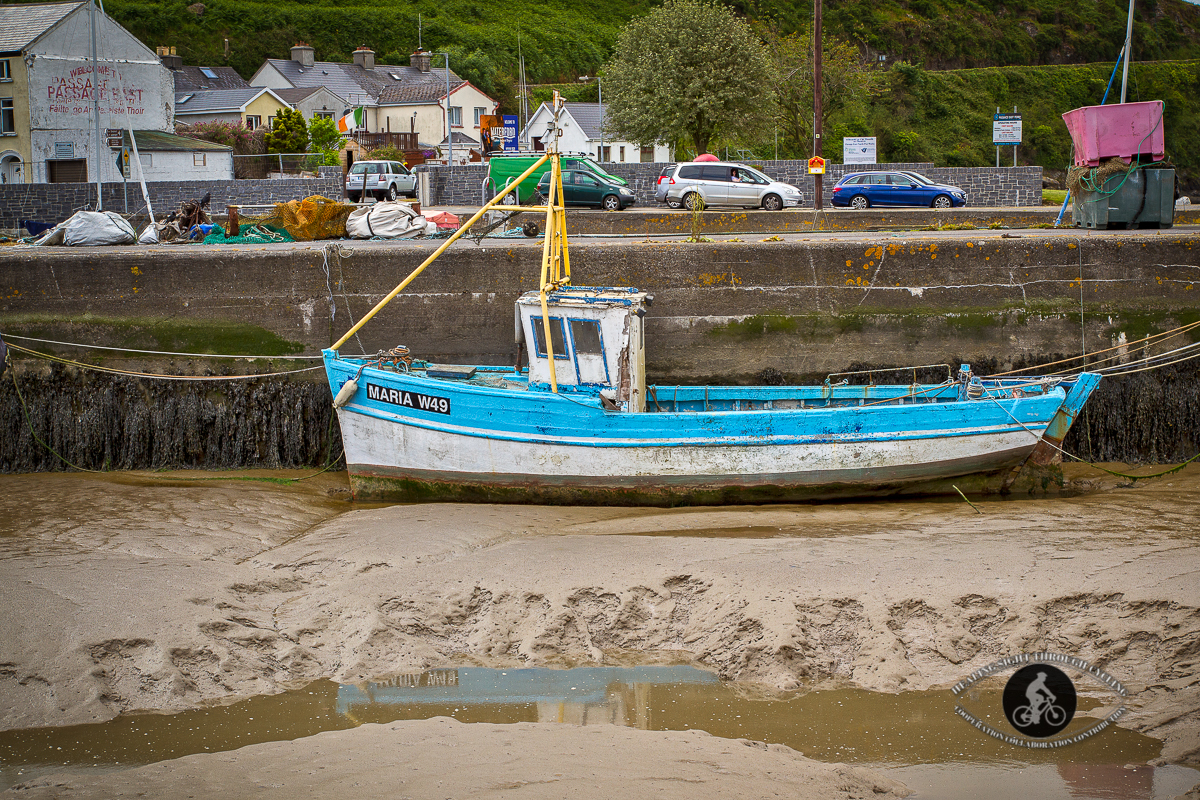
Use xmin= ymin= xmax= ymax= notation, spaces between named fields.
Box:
xmin=665 ymin=162 xmax=803 ymax=211
xmin=346 ymin=160 xmax=417 ymax=203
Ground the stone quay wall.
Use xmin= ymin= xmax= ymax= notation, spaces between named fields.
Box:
xmin=416 ymin=161 xmax=1042 ymax=208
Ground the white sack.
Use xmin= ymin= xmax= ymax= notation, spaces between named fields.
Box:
xmin=137 ymin=223 xmax=160 ymax=244
xmin=345 ymin=202 xmax=427 ymax=239
xmin=61 ymin=211 xmax=136 ymax=246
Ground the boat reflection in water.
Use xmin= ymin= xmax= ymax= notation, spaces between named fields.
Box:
xmin=336 ymin=666 xmax=719 ymax=728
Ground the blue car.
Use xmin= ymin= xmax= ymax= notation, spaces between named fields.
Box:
xmin=831 ymin=170 xmax=967 ymax=209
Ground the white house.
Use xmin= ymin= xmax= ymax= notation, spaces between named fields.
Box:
xmin=251 ymin=46 xmax=498 ymax=161
xmin=123 ymin=129 xmax=232 ymax=181
xmin=520 ymin=102 xmax=670 ymax=164
xmin=0 ymin=1 xmax=176 ymax=184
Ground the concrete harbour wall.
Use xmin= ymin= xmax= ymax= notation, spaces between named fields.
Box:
xmin=1 ymin=232 xmax=1197 ymax=471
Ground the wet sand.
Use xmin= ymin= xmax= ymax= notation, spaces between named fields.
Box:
xmin=1 ymin=467 xmax=1198 ymax=797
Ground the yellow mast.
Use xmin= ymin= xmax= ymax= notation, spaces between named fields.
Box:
xmin=331 ymin=94 xmax=572 ymax=394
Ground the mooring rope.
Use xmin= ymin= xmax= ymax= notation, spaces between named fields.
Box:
xmin=989 ymin=396 xmax=1200 ymax=482
xmin=1 ymin=333 xmax=325 ymax=359
xmin=4 ymin=341 xmax=323 ymax=381
xmin=986 ymin=319 xmax=1200 ymax=377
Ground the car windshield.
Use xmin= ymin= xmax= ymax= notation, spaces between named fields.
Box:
xmin=902 ymin=171 xmax=936 ymax=185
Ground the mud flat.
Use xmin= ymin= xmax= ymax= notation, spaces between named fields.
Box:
xmin=1 ymin=467 xmax=1198 ymax=797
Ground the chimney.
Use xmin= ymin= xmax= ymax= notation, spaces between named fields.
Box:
xmin=353 ymin=46 xmax=375 ymax=71
xmin=157 ymin=45 xmax=182 ymax=70
xmin=291 ymin=44 xmax=314 ymax=67
xmin=411 ymin=49 xmax=431 ymax=73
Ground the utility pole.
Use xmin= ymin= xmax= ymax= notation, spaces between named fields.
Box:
xmin=89 ymin=0 xmax=103 ymax=210
xmin=813 ymin=0 xmax=823 ymax=210
xmin=440 ymin=52 xmax=452 ymax=170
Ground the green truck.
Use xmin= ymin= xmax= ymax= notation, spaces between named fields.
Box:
xmin=486 ymin=153 xmax=628 ymax=204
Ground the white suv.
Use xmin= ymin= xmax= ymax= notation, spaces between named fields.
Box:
xmin=346 ymin=160 xmax=417 ymax=203
xmin=665 ymin=162 xmax=803 ymax=211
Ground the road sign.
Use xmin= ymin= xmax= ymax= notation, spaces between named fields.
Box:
xmin=106 ymin=128 xmax=124 ymax=149
xmin=807 ymin=156 xmax=826 ymax=175
xmin=993 ymin=114 xmax=1022 ymax=145
xmin=843 ymin=136 xmax=877 ymax=165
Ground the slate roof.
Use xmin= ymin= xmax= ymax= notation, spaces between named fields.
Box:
xmin=174 ymin=88 xmax=275 ymax=113
xmin=439 ymin=131 xmax=480 ymax=146
xmin=172 ymin=65 xmax=251 ymax=93
xmin=0 ymin=1 xmax=83 ymax=53
xmin=124 ymin=129 xmax=232 ymax=151
xmin=262 ymin=58 xmax=463 ymax=105
xmin=563 ymin=103 xmax=607 ymax=139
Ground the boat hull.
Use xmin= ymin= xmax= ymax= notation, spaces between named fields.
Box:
xmin=325 ymin=352 xmax=1100 ymax=506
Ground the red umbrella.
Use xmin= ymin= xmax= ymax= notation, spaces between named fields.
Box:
xmin=693 ymin=153 xmax=720 ymax=162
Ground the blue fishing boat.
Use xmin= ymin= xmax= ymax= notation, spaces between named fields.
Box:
xmin=323 ymin=99 xmax=1099 ymax=505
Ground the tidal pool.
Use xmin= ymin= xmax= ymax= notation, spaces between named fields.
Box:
xmin=1 ymin=666 xmax=1196 ymax=798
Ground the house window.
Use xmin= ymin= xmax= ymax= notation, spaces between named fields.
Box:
xmin=140 ymin=153 xmax=153 ymax=168
xmin=448 ymin=106 xmax=462 ymax=127
xmin=315 ymin=112 xmax=334 ymax=120
xmin=619 ymin=146 xmax=625 ymax=162
xmin=640 ymin=145 xmax=654 ymax=162
xmin=267 ymin=116 xmax=276 ymax=130
xmin=0 ymin=98 xmax=14 ymax=135
xmin=598 ymin=145 xmax=610 ymax=162
xmin=193 ymin=153 xmax=207 ymax=167
xmin=0 ymin=60 xmax=11 ymax=82
xmin=245 ymin=115 xmax=261 ymax=130
xmin=474 ymin=107 xmax=486 ymax=126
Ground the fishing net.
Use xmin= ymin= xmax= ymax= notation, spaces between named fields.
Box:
xmin=202 ymin=224 xmax=295 ymax=245
xmin=1066 ymin=158 xmax=1136 ymax=195
xmin=237 ymin=195 xmax=356 ymax=241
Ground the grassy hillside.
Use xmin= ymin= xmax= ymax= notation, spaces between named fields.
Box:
xmin=854 ymin=59 xmax=1199 ymax=179
xmin=23 ymin=0 xmax=1199 ymax=93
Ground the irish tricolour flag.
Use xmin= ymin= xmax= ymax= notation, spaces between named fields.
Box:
xmin=337 ymin=107 xmax=365 ymax=133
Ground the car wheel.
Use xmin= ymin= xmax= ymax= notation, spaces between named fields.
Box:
xmin=500 ymin=191 xmax=518 ymax=205
xmin=347 ymin=191 xmax=361 ymax=203
xmin=684 ymin=192 xmax=705 ymax=212
xmin=762 ymin=194 xmax=783 ymax=211
xmin=932 ymin=195 xmax=952 ymax=209
xmin=387 ymin=184 xmax=400 ymax=201
xmin=602 ymin=194 xmax=621 ymax=211
xmin=406 ymin=187 xmax=418 ymax=198
xmin=850 ymin=195 xmax=870 ymax=210
xmin=667 ymin=198 xmax=682 ymax=209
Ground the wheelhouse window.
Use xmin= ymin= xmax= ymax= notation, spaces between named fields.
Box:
xmin=569 ymin=319 xmax=603 ymax=355
xmin=530 ymin=316 xmax=568 ymax=359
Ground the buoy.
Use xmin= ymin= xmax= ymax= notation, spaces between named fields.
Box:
xmin=333 ymin=378 xmax=358 ymax=409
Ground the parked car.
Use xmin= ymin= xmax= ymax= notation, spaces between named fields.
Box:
xmin=346 ymin=160 xmax=417 ymax=203
xmin=664 ymin=162 xmax=803 ymax=210
xmin=831 ymin=171 xmax=967 ymax=209
xmin=488 ymin=153 xmax=628 ymax=204
xmin=534 ymin=169 xmax=637 ymax=210
xmin=654 ymin=164 xmax=680 ymax=208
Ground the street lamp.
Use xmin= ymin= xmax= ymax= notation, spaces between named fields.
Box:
xmin=579 ymin=75 xmax=603 ymax=162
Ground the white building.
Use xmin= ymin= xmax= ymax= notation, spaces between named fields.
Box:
xmin=0 ymin=1 xmax=175 ymax=184
xmin=521 ymin=102 xmax=670 ymax=164
xmin=123 ymin=129 xmax=232 ymax=181
xmin=251 ymin=46 xmax=498 ymax=162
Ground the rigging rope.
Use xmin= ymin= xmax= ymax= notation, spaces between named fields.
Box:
xmin=4 ymin=341 xmax=323 ymax=381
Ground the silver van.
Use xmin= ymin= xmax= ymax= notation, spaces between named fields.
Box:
xmin=664 ymin=162 xmax=803 ymax=210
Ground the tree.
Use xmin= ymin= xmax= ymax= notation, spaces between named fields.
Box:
xmin=602 ymin=0 xmax=775 ymax=155
xmin=265 ymin=108 xmax=309 ymax=154
xmin=770 ymin=30 xmax=878 ymax=159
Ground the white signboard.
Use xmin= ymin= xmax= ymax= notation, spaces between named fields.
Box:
xmin=993 ymin=114 xmax=1022 ymax=145
xmin=843 ymin=137 xmax=877 ymax=165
